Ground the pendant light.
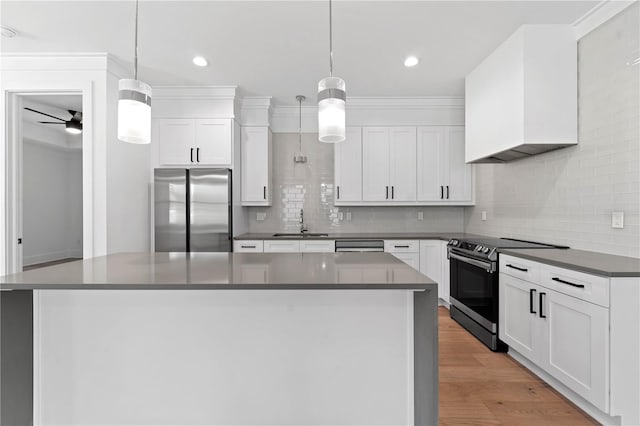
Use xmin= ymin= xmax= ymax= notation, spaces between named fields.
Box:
xmin=293 ymin=95 xmax=308 ymax=163
xmin=118 ymin=0 xmax=152 ymax=144
xmin=317 ymin=0 xmax=345 ymax=143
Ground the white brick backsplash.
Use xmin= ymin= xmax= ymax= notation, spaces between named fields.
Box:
xmin=464 ymin=4 xmax=640 ymax=258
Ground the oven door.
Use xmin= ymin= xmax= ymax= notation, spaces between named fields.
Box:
xmin=448 ymin=250 xmax=498 ymax=332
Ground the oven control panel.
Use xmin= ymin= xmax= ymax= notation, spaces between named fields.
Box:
xmin=447 ymin=239 xmax=497 ymax=261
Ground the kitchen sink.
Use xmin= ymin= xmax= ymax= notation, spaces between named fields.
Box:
xmin=272 ymin=233 xmax=329 ymax=238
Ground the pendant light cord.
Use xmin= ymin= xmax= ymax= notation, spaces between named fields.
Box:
xmin=134 ymin=0 xmax=139 ymax=80
xmin=329 ymin=0 xmax=333 ymax=77
xmin=298 ymin=96 xmax=303 ymax=151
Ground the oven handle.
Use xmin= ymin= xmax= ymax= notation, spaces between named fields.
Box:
xmin=448 ymin=252 xmax=496 ymax=273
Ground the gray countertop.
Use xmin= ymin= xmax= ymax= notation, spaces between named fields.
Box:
xmin=499 ymin=248 xmax=640 ymax=277
xmin=234 ymin=232 xmax=485 ymax=241
xmin=0 ymin=252 xmax=436 ymax=290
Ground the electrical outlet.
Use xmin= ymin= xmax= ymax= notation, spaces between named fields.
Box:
xmin=612 ymin=211 xmax=624 ymax=229
xmin=346 ymin=211 xmax=352 ymax=221
xmin=418 ymin=211 xmax=424 ymax=221
xmin=256 ymin=212 xmax=266 ymax=221
xmin=481 ymin=211 xmax=487 ymax=221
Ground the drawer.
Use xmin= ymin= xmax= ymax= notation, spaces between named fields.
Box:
xmin=384 ymin=240 xmax=419 ymax=253
xmin=263 ymin=240 xmax=301 ymax=253
xmin=539 ymin=263 xmax=609 ymax=308
xmin=234 ymin=240 xmax=264 ymax=252
xmin=300 ymin=240 xmax=335 ymax=253
xmin=499 ymin=254 xmax=540 ymax=283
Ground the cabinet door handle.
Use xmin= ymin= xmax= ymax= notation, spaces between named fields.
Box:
xmin=190 ymin=148 xmax=194 ymax=163
xmin=529 ymin=289 xmax=537 ymax=314
xmin=446 ymin=185 xmax=450 ymax=199
xmin=391 ymin=186 xmax=395 ymax=199
xmin=440 ymin=186 xmax=444 ymax=199
xmin=386 ymin=186 xmax=389 ymax=199
xmin=552 ymin=277 xmax=585 ymax=288
xmin=196 ymin=147 xmax=200 ymax=162
xmin=539 ymin=292 xmax=546 ymax=318
xmin=394 ymin=245 xmax=410 ymax=248
xmin=337 ymin=186 xmax=340 ymax=200
xmin=506 ymin=264 xmax=528 ymax=272
xmin=263 ymin=186 xmax=267 ymax=200
xmin=241 ymin=245 xmax=256 ymax=249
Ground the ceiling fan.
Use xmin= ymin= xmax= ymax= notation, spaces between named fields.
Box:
xmin=24 ymin=107 xmax=83 ymax=135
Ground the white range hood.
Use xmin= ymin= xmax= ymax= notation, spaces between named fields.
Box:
xmin=465 ymin=25 xmax=578 ymax=163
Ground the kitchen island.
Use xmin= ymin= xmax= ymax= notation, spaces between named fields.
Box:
xmin=0 ymin=252 xmax=438 ymax=426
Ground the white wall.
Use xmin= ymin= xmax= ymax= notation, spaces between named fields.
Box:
xmin=464 ymin=4 xmax=640 ymax=258
xmin=22 ymin=140 xmax=82 ymax=265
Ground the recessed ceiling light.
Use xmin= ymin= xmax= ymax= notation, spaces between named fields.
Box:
xmin=404 ymin=56 xmax=419 ymax=67
xmin=192 ymin=56 xmax=208 ymax=67
xmin=1 ymin=26 xmax=18 ymax=38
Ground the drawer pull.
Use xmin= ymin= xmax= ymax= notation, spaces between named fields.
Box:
xmin=241 ymin=245 xmax=256 ymax=249
xmin=394 ymin=245 xmax=410 ymax=248
xmin=529 ymin=288 xmax=537 ymax=314
xmin=506 ymin=264 xmax=528 ymax=272
xmin=539 ymin=292 xmax=546 ymax=318
xmin=552 ymin=277 xmax=585 ymax=288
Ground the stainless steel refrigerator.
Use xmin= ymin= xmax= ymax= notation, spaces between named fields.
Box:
xmin=154 ymin=168 xmax=232 ymax=252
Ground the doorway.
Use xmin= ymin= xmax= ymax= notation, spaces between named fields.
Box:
xmin=18 ymin=94 xmax=83 ymax=271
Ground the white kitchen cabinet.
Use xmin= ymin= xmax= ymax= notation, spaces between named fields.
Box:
xmin=263 ymin=240 xmax=300 ymax=253
xmin=299 ymin=240 xmax=335 ymax=253
xmin=334 ymin=127 xmax=362 ymax=202
xmin=417 ymin=126 xmax=472 ymax=203
xmin=241 ymin=126 xmax=272 ymax=206
xmin=156 ymin=118 xmax=232 ymax=166
xmin=362 ymin=128 xmax=390 ymax=202
xmin=385 ymin=240 xmax=419 ymax=270
xmin=363 ymin=128 xmax=417 ymax=202
xmin=233 ymin=240 xmax=264 ymax=253
xmin=419 ymin=240 xmax=449 ymax=305
xmin=499 ymin=254 xmax=610 ymax=413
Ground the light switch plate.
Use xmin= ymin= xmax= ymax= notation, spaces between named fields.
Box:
xmin=481 ymin=211 xmax=487 ymax=221
xmin=346 ymin=212 xmax=352 ymax=221
xmin=338 ymin=212 xmax=344 ymax=221
xmin=418 ymin=211 xmax=424 ymax=221
xmin=256 ymin=212 xmax=266 ymax=221
xmin=612 ymin=211 xmax=624 ymax=229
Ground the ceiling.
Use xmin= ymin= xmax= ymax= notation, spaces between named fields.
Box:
xmin=1 ymin=1 xmax=602 ymax=105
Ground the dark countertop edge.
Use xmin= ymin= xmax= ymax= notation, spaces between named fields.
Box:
xmin=0 ymin=284 xmax=435 ymax=291
xmin=498 ymin=249 xmax=640 ymax=278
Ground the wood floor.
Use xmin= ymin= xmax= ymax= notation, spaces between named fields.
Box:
xmin=439 ymin=307 xmax=598 ymax=425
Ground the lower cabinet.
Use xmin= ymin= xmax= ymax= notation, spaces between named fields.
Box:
xmin=499 ymin=270 xmax=609 ymax=412
xmin=233 ymin=240 xmax=264 ymax=252
xmin=384 ymin=240 xmax=419 ymax=270
xmin=235 ymin=240 xmax=336 ymax=253
xmin=419 ymin=240 xmax=449 ymax=305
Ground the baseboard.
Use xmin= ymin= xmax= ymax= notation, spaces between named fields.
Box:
xmin=438 ymin=298 xmax=450 ymax=309
xmin=23 ymin=250 xmax=81 ymax=266
xmin=508 ymin=349 xmax=622 ymax=426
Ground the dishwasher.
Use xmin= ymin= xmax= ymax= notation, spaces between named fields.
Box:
xmin=335 ymin=240 xmax=384 ymax=252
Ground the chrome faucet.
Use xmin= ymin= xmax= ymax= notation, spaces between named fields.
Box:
xmin=299 ymin=208 xmax=308 ymax=233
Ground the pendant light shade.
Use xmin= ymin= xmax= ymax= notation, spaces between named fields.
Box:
xmin=118 ymin=79 xmax=152 ymax=144
xmin=118 ymin=0 xmax=152 ymax=144
xmin=318 ymin=0 xmax=345 ymax=143
xmin=318 ymin=76 xmax=346 ymax=143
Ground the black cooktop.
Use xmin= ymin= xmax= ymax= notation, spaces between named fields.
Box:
xmin=464 ymin=237 xmax=568 ymax=250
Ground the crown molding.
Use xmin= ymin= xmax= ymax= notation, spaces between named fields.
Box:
xmin=0 ymin=52 xmax=110 ymax=71
xmin=152 ymin=85 xmax=237 ymax=100
xmin=572 ymin=0 xmax=637 ymax=39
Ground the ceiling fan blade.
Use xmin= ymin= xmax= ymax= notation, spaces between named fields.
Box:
xmin=38 ymin=121 xmax=65 ymax=124
xmin=24 ymin=107 xmax=65 ymax=122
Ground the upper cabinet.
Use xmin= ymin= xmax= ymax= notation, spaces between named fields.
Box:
xmin=465 ymin=25 xmax=577 ymax=163
xmin=336 ymin=125 xmax=473 ymax=206
xmin=417 ymin=126 xmax=472 ymax=202
xmin=156 ymin=118 xmax=233 ymax=166
xmin=362 ymin=127 xmax=417 ymax=202
xmin=241 ymin=126 xmax=272 ymax=206
xmin=334 ymin=127 xmax=363 ymax=202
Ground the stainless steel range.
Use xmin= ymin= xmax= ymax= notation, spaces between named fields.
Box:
xmin=447 ymin=237 xmax=568 ymax=351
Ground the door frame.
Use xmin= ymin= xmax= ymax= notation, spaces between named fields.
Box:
xmin=3 ymin=89 xmax=94 ymax=274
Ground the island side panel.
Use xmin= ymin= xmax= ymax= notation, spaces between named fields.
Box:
xmin=414 ymin=288 xmax=438 ymax=425
xmin=1 ymin=290 xmax=33 ymax=426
